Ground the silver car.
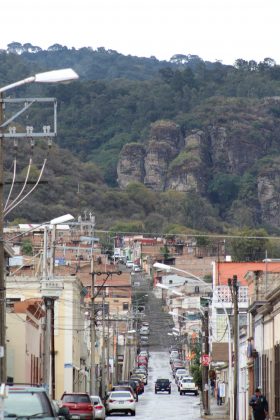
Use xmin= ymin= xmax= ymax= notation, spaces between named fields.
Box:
xmin=90 ymin=395 xmax=105 ymax=420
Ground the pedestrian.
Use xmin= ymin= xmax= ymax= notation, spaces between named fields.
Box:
xmin=217 ymin=381 xmax=225 ymax=405
xmin=249 ymin=388 xmax=269 ymax=420
xmin=210 ymin=379 xmax=215 ymax=397
xmin=217 ymin=381 xmax=222 ymax=405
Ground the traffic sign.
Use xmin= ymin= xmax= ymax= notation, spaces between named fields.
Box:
xmin=202 ymin=354 xmax=211 ymax=366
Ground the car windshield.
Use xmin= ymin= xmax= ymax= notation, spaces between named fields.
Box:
xmin=4 ymin=392 xmax=51 ymax=418
xmin=62 ymin=395 xmax=90 ymax=403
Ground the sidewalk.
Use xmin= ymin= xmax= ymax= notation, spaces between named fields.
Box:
xmin=201 ymin=396 xmax=229 ymax=419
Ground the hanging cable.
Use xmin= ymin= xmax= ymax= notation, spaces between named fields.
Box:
xmin=5 ymin=157 xmax=33 ymax=212
xmin=4 ymin=158 xmax=47 ymax=217
xmin=5 ymin=137 xmax=36 ymax=212
xmin=4 ymin=139 xmax=18 ymax=211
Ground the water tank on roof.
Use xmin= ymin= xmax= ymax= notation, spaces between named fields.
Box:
xmin=225 ymin=255 xmax=232 ymax=262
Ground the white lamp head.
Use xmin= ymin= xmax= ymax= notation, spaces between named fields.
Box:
xmin=153 ymin=262 xmax=172 ymax=271
xmin=50 ymin=214 xmax=74 ymax=225
xmin=34 ymin=68 xmax=79 ymax=83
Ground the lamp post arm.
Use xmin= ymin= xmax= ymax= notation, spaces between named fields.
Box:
xmin=0 ymin=77 xmax=35 ymax=93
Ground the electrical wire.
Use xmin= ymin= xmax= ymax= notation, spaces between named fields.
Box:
xmin=4 ymin=158 xmax=47 ymax=217
xmin=4 ymin=158 xmax=17 ymax=211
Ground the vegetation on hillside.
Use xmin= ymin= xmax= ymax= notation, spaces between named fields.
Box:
xmin=1 ymin=44 xmax=280 ymax=239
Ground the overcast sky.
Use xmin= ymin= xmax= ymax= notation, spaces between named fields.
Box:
xmin=1 ymin=0 xmax=279 ymax=65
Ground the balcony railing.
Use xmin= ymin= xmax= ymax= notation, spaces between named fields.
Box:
xmin=213 ymin=285 xmax=248 ymax=304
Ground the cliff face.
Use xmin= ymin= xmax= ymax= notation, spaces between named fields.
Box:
xmin=117 ymin=114 xmax=280 ymax=228
xmin=117 ymin=123 xmax=212 ymax=194
xmin=117 ymin=143 xmax=146 ymax=189
xmin=257 ymin=158 xmax=280 ymax=227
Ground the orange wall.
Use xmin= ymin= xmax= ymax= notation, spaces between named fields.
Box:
xmin=214 ymin=261 xmax=280 ymax=286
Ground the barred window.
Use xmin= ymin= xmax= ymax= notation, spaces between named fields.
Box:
xmin=262 ymin=354 xmax=268 ymax=397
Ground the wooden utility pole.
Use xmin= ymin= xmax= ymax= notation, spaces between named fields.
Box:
xmin=90 ymin=260 xmax=96 ymax=395
xmin=202 ymin=307 xmax=210 ymax=415
xmin=228 ymin=275 xmax=239 ymax=420
xmin=0 ymin=93 xmax=6 ymax=383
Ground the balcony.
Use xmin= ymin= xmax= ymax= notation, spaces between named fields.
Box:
xmin=213 ymin=285 xmax=248 ymax=308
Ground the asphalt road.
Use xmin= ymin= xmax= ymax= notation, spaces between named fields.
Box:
xmin=107 ymin=350 xmax=203 ymax=419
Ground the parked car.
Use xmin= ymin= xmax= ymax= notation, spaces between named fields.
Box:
xmin=4 ymin=385 xmax=64 ymax=420
xmin=140 ymin=326 xmax=149 ymax=335
xmin=117 ymin=380 xmax=140 ymax=400
xmin=179 ymin=377 xmax=199 ymax=396
xmin=130 ymin=376 xmax=145 ymax=394
xmin=61 ymin=392 xmax=95 ymax=420
xmin=130 ymin=371 xmax=147 ymax=385
xmin=155 ymin=378 xmax=172 ymax=394
xmin=129 ymin=378 xmax=144 ymax=395
xmin=133 ymin=264 xmax=142 ymax=272
xmin=125 ymin=260 xmax=134 ymax=268
xmin=105 ymin=391 xmax=136 ymax=416
xmin=90 ymin=395 xmax=106 ymax=419
xmin=139 ymin=350 xmax=149 ymax=358
xmin=175 ymin=368 xmax=188 ymax=384
xmin=137 ymin=355 xmax=148 ymax=366
xmin=133 ymin=369 xmax=148 ymax=385
xmin=111 ymin=385 xmax=138 ymax=402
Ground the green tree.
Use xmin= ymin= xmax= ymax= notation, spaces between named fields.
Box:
xmin=229 ymin=228 xmax=269 ymax=261
xmin=21 ymin=240 xmax=33 ymax=256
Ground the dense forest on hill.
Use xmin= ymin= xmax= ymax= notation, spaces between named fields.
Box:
xmin=2 ymin=42 xmax=280 ymax=239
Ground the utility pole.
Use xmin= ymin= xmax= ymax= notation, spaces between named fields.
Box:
xmin=101 ymin=291 xmax=106 ymax=399
xmin=228 ymin=275 xmax=239 ymax=420
xmin=107 ymin=313 xmax=110 ymax=388
xmin=0 ymin=93 xmax=6 ymax=383
xmin=201 ymin=306 xmax=210 ymax=415
xmin=90 ymin=260 xmax=96 ymax=395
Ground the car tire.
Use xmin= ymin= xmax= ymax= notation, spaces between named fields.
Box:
xmin=155 ymin=390 xmax=157 ymax=394
xmin=195 ymin=391 xmax=198 ymax=396
xmin=131 ymin=411 xmax=136 ymax=416
xmin=180 ymin=391 xmax=183 ymax=395
xmin=168 ymin=390 xmax=171 ymax=394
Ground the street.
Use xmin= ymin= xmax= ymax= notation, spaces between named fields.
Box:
xmin=109 ymin=350 xmax=202 ymax=419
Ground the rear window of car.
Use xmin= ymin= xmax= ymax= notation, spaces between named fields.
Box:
xmin=62 ymin=394 xmax=91 ymax=403
xmin=90 ymin=397 xmax=100 ymax=404
xmin=5 ymin=391 xmax=52 ymax=417
xmin=156 ymin=379 xmax=169 ymax=384
xmin=110 ymin=392 xmax=132 ymax=398
xmin=182 ymin=378 xmax=194 ymax=383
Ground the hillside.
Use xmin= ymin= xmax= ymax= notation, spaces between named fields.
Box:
xmin=1 ymin=45 xmax=280 ymax=234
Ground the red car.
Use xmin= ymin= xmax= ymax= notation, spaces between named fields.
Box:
xmin=137 ymin=355 xmax=148 ymax=367
xmin=61 ymin=392 xmax=95 ymax=420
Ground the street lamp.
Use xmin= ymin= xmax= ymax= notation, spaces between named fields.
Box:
xmin=153 ymin=262 xmax=233 ymax=420
xmin=0 ymin=69 xmax=79 ymax=384
xmin=40 ymin=213 xmax=74 ymax=397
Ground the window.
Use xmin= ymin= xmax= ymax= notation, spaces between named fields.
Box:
xmin=262 ymin=354 xmax=268 ymax=397
xmin=123 ymin=303 xmax=129 ymax=310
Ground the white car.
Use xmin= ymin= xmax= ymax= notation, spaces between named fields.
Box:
xmin=105 ymin=391 xmax=136 ymax=416
xmin=175 ymin=369 xmax=188 ymax=384
xmin=126 ymin=260 xmax=134 ymax=268
xmin=140 ymin=326 xmax=149 ymax=335
xmin=179 ymin=377 xmax=199 ymax=396
xmin=90 ymin=395 xmax=106 ymax=420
